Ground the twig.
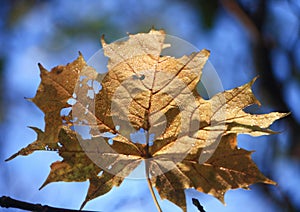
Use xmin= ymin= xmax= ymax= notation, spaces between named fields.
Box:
xmin=0 ymin=196 xmax=98 ymax=212
xmin=192 ymin=198 xmax=206 ymax=212
xmin=220 ymin=0 xmax=260 ymax=41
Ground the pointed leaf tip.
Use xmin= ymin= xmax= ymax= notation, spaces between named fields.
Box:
xmin=38 ymin=63 xmax=48 ymax=74
xmin=24 ymin=97 xmax=33 ymax=102
xmin=80 ymin=200 xmax=88 ymax=210
xmin=202 ymin=48 xmax=211 ymax=55
xmin=5 ymin=153 xmax=19 ymax=162
xmin=100 ymin=35 xmax=106 ymax=47
xmin=250 ymin=76 xmax=259 ymax=86
xmin=39 ymin=181 xmax=47 ymax=190
xmin=77 ymin=51 xmax=86 ymax=63
xmin=28 ymin=126 xmax=43 ymax=133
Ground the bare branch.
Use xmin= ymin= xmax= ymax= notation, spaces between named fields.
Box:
xmin=0 ymin=196 xmax=98 ymax=212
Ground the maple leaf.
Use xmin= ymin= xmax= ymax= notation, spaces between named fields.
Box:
xmin=6 ymin=29 xmax=287 ymax=212
xmin=6 ymin=54 xmax=87 ymax=160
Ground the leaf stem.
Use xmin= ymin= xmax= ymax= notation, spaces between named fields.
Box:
xmin=145 ymin=161 xmax=162 ymax=212
xmin=145 ymin=130 xmax=162 ymax=212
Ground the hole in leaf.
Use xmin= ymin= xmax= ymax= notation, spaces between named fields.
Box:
xmin=93 ymin=80 xmax=102 ymax=94
xmin=79 ymin=75 xmax=87 ymax=82
xmin=98 ymin=170 xmax=104 ymax=177
xmin=60 ymin=107 xmax=71 ymax=116
xmin=130 ymin=128 xmax=155 ymax=145
xmin=108 ymin=138 xmax=113 ymax=145
xmin=87 ymin=90 xmax=94 ymax=99
xmin=132 ymin=74 xmax=145 ymax=80
xmin=87 ymin=79 xmax=93 ymax=87
xmin=67 ymin=98 xmax=77 ymax=105
xmin=75 ymin=125 xmax=91 ymax=139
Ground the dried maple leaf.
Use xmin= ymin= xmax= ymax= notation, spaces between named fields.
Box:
xmin=6 ymin=54 xmax=87 ymax=160
xmin=7 ymin=29 xmax=287 ymax=212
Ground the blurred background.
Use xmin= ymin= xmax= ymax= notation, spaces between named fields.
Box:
xmin=0 ymin=0 xmax=299 ymax=211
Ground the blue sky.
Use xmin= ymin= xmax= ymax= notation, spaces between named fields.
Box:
xmin=1 ymin=0 xmax=299 ymax=211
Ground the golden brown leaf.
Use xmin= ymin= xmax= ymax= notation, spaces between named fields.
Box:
xmin=151 ymin=134 xmax=276 ymax=211
xmin=6 ymin=53 xmax=87 ymax=160
xmin=7 ymin=29 xmax=287 ymax=211
xmin=39 ymin=127 xmax=101 ymax=189
xmin=38 ymin=126 xmax=138 ymax=210
xmin=33 ymin=54 xmax=86 ymax=144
